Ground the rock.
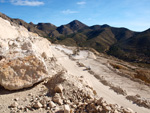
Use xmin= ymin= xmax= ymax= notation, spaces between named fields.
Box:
xmin=33 ymin=101 xmax=43 ymax=109
xmin=64 ymin=105 xmax=70 ymax=113
xmin=123 ymin=108 xmax=134 ymax=113
xmin=97 ymin=97 xmax=104 ymax=105
xmin=0 ymin=17 xmax=54 ymax=90
xmin=8 ymin=41 xmax=13 ymax=46
xmin=54 ymin=84 xmax=63 ymax=93
xmin=14 ymin=98 xmax=19 ymax=101
xmin=18 ymin=106 xmax=24 ymax=110
xmin=48 ymin=101 xmax=56 ymax=108
xmin=28 ymin=93 xmax=33 ymax=96
xmin=104 ymin=106 xmax=111 ymax=111
xmin=42 ymin=52 xmax=47 ymax=59
xmin=88 ymin=51 xmax=96 ymax=59
xmin=40 ymin=99 xmax=46 ymax=106
xmin=53 ymin=93 xmax=63 ymax=105
xmin=10 ymin=102 xmax=18 ymax=108
xmin=0 ymin=54 xmax=48 ymax=90
xmin=21 ymin=41 xmax=32 ymax=50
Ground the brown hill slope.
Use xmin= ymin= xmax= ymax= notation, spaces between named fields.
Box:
xmin=1 ymin=12 xmax=150 ymax=63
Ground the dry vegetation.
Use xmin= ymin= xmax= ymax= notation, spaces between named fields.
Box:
xmin=108 ymin=61 xmax=150 ymax=85
xmin=135 ymin=69 xmax=150 ymax=84
xmin=109 ymin=62 xmax=127 ymax=70
xmin=126 ymin=95 xmax=150 ymax=109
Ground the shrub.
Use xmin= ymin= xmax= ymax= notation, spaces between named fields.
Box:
xmin=135 ymin=69 xmax=150 ymax=84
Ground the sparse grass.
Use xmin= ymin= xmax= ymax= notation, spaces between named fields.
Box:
xmin=110 ymin=86 xmax=127 ymax=96
xmin=109 ymin=62 xmax=127 ymax=70
xmin=126 ymin=95 xmax=150 ymax=109
xmin=135 ymin=69 xmax=150 ymax=84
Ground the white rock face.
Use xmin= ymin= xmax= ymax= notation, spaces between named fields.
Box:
xmin=88 ymin=51 xmax=96 ymax=59
xmin=64 ymin=105 xmax=70 ymax=113
xmin=0 ymin=17 xmax=54 ymax=90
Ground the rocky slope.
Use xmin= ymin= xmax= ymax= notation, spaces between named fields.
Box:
xmin=0 ymin=17 xmax=56 ymax=90
xmin=0 ymin=14 xmax=150 ymax=113
xmin=0 ymin=16 xmax=136 ymax=113
xmin=1 ymin=12 xmax=150 ymax=63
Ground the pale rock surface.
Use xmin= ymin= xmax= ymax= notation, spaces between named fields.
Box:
xmin=64 ymin=105 xmax=70 ymax=113
xmin=48 ymin=101 xmax=56 ymax=108
xmin=0 ymin=17 xmax=54 ymax=90
xmin=88 ymin=51 xmax=96 ymax=59
xmin=10 ymin=102 xmax=19 ymax=108
xmin=52 ymin=93 xmax=63 ymax=105
xmin=123 ymin=108 xmax=134 ymax=113
xmin=33 ymin=101 xmax=43 ymax=109
xmin=54 ymin=84 xmax=63 ymax=93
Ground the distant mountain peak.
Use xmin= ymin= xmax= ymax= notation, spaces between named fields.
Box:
xmin=29 ymin=22 xmax=34 ymax=25
xmin=66 ymin=20 xmax=88 ymax=32
xmin=68 ymin=20 xmax=87 ymax=26
xmin=69 ymin=20 xmax=82 ymax=24
xmin=101 ymin=24 xmax=110 ymax=28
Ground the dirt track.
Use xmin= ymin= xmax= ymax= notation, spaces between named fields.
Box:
xmin=51 ymin=45 xmax=150 ymax=113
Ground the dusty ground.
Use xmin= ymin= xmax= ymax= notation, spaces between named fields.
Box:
xmin=0 ymin=44 xmax=150 ymax=113
xmin=52 ymin=45 xmax=150 ymax=113
xmin=0 ymin=82 xmax=49 ymax=113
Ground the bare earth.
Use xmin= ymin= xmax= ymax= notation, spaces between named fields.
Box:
xmin=51 ymin=45 xmax=150 ymax=113
xmin=0 ymin=44 xmax=150 ymax=113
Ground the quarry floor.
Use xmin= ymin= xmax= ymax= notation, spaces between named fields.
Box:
xmin=52 ymin=45 xmax=150 ymax=113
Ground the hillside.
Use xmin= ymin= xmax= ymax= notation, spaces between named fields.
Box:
xmin=0 ymin=14 xmax=150 ymax=113
xmin=1 ymin=12 xmax=150 ymax=63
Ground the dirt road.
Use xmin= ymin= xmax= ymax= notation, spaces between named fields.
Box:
xmin=51 ymin=45 xmax=150 ymax=113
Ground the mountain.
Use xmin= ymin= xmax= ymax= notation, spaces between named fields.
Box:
xmin=36 ymin=23 xmax=56 ymax=33
xmin=108 ymin=28 xmax=150 ymax=63
xmin=1 ymin=12 xmax=150 ymax=63
xmin=57 ymin=20 xmax=88 ymax=35
xmin=57 ymin=25 xmax=73 ymax=35
xmin=66 ymin=20 xmax=88 ymax=32
xmin=0 ymin=12 xmax=47 ymax=37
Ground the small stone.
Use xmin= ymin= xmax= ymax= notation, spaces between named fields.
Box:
xmin=18 ymin=106 xmax=24 ymax=110
xmin=48 ymin=101 xmax=56 ymax=108
xmin=53 ymin=93 xmax=63 ymax=105
xmin=14 ymin=98 xmax=19 ymax=101
xmin=123 ymin=108 xmax=134 ymax=113
xmin=33 ymin=101 xmax=43 ymax=109
xmin=42 ymin=52 xmax=47 ymax=59
xmin=28 ymin=93 xmax=32 ymax=96
xmin=24 ymin=97 xmax=28 ymax=102
xmin=40 ymin=99 xmax=46 ymax=105
xmin=136 ymin=94 xmax=141 ymax=98
xmin=114 ymin=110 xmax=119 ymax=113
xmin=71 ymin=104 xmax=76 ymax=108
xmin=104 ymin=106 xmax=111 ymax=111
xmin=10 ymin=102 xmax=18 ymax=108
xmin=97 ymin=97 xmax=104 ymax=105
xmin=8 ymin=41 xmax=13 ymax=46
xmin=64 ymin=105 xmax=70 ymax=113
xmin=54 ymin=84 xmax=63 ymax=93
xmin=26 ymin=105 xmax=34 ymax=111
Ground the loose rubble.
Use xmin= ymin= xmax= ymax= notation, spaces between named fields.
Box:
xmin=7 ymin=72 xmax=136 ymax=113
xmin=126 ymin=95 xmax=150 ymax=109
xmin=0 ymin=16 xmax=147 ymax=113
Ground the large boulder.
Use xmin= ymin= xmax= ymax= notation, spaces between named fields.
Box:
xmin=0 ymin=53 xmax=48 ymax=90
xmin=0 ymin=17 xmax=53 ymax=90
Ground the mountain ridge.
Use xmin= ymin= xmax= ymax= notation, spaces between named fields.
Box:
xmin=0 ymin=12 xmax=150 ymax=63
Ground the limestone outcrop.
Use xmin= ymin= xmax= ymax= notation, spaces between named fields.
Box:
xmin=0 ymin=17 xmax=54 ymax=90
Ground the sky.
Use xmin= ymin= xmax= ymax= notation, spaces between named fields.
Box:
xmin=0 ymin=0 xmax=150 ymax=31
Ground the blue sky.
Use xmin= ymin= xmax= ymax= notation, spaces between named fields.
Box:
xmin=0 ymin=0 xmax=150 ymax=31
